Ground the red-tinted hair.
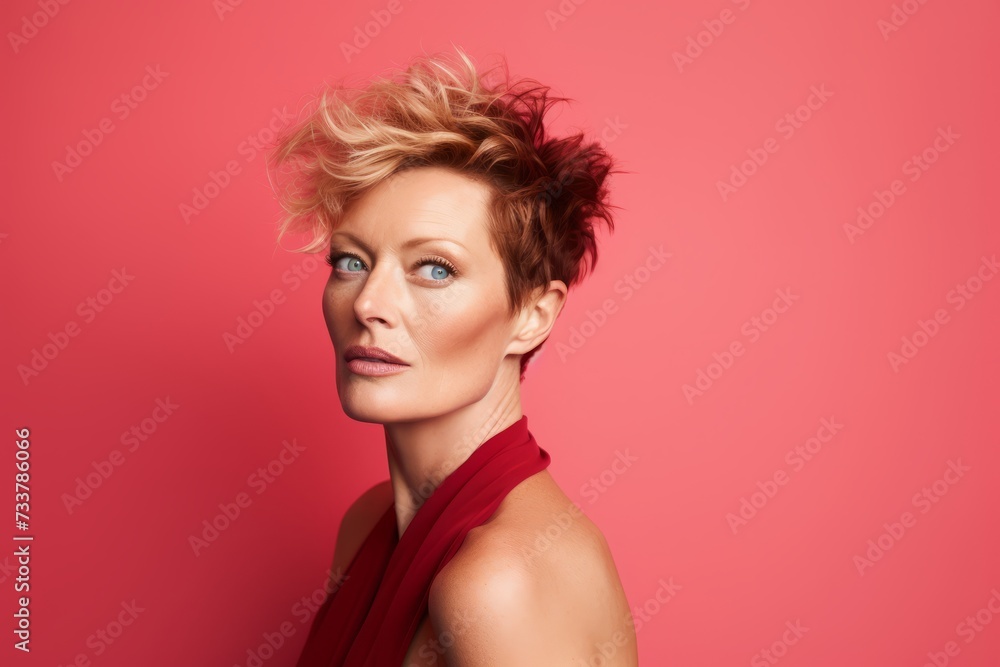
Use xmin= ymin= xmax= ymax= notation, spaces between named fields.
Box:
xmin=268 ymin=46 xmax=625 ymax=379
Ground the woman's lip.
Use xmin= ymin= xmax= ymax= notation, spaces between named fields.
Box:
xmin=346 ymin=358 xmax=410 ymax=376
xmin=343 ymin=345 xmax=408 ymax=365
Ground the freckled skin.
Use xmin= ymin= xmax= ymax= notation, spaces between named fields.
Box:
xmin=323 ymin=166 xmax=525 ymax=427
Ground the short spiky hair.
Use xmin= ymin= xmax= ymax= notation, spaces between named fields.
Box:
xmin=267 ymin=46 xmax=623 ymax=378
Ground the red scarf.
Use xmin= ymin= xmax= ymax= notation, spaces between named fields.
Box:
xmin=295 ymin=415 xmax=550 ymax=666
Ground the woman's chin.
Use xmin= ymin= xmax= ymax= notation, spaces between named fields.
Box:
xmin=338 ymin=392 xmax=408 ymax=424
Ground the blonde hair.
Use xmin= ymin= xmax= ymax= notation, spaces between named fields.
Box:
xmin=267 ymin=45 xmax=623 ymax=376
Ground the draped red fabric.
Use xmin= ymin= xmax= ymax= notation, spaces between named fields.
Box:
xmin=294 ymin=415 xmax=551 ymax=666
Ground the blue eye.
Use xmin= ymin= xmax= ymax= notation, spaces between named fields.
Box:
xmin=339 ymin=256 xmax=366 ymax=272
xmin=418 ymin=262 xmax=453 ymax=281
xmin=325 ymin=252 xmax=366 ymax=272
xmin=324 ymin=251 xmax=459 ymax=282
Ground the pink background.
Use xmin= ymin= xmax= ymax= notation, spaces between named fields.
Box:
xmin=3 ymin=0 xmax=999 ymax=665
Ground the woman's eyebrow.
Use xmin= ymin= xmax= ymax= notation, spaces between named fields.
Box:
xmin=400 ymin=236 xmax=468 ymax=251
xmin=331 ymin=231 xmax=467 ymax=253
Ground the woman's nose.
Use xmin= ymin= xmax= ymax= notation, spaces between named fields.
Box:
xmin=353 ymin=262 xmax=400 ymax=326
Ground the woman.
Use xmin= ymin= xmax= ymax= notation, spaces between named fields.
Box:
xmin=269 ymin=46 xmax=637 ymax=666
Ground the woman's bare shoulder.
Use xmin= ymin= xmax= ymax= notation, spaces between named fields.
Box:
xmin=428 ymin=470 xmax=638 ymax=663
xmin=330 ymin=480 xmax=393 ymax=580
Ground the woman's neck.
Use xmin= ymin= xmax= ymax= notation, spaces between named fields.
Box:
xmin=383 ymin=389 xmax=522 ymax=538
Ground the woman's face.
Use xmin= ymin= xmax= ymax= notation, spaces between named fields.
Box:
xmin=322 ymin=166 xmax=522 ymax=424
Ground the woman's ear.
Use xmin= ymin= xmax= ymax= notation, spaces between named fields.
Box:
xmin=505 ymin=280 xmax=568 ymax=356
